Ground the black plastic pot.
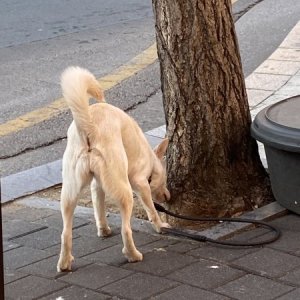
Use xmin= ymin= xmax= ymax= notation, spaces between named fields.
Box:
xmin=251 ymin=95 xmax=300 ymax=214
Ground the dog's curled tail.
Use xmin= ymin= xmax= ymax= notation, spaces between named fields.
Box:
xmin=61 ymin=66 xmax=104 ymax=138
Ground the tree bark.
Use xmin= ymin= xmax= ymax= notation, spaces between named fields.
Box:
xmin=152 ymin=0 xmax=271 ymax=221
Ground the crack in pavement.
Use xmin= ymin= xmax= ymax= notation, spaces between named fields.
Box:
xmin=0 ymin=136 xmax=66 ymax=160
xmin=124 ymin=88 xmax=160 ymax=112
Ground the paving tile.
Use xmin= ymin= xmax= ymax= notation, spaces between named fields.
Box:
xmin=3 ymin=240 xmax=21 ymax=252
xmin=267 ymin=230 xmax=300 ymax=254
xmin=4 ymin=270 xmax=29 ymax=284
xmin=221 ymin=226 xmax=281 ymax=249
xmin=251 ymin=106 xmax=266 ymax=120
xmin=285 ymin=74 xmax=300 ymax=85
xmin=255 ymin=59 xmax=300 ymax=75
xmin=5 ymin=275 xmax=67 ymax=299
xmin=138 ymin=237 xmax=178 ymax=253
xmin=12 ymin=227 xmax=63 ymax=250
xmin=165 ymin=240 xmax=200 ymax=253
xmin=275 ymin=84 xmax=300 ymax=96
xmin=274 ymin=83 xmax=300 ymax=94
xmin=276 ymin=289 xmax=300 ymax=300
xmin=33 ymin=214 xmax=90 ymax=231
xmin=255 ymin=93 xmax=288 ymax=108
xmin=269 ymin=48 xmax=300 ymax=62
xmin=82 ymin=244 xmax=128 ymax=266
xmin=72 ymin=235 xmax=118 ymax=257
xmin=39 ymin=285 xmax=110 ymax=300
xmin=133 ymin=231 xmax=161 ymax=246
xmin=81 ymin=232 xmax=162 ymax=266
xmin=47 ymin=237 xmax=110 ymax=260
xmin=60 ymin=263 xmax=132 ymax=290
xmin=2 ymin=219 xmax=46 ymax=240
xmin=245 ymin=73 xmax=289 ymax=91
xmin=123 ymin=250 xmax=196 ymax=276
xmin=18 ymin=206 xmax=56 ymax=221
xmin=44 ymin=243 xmax=62 ymax=256
xmin=101 ymin=272 xmax=178 ymax=300
xmin=2 ymin=205 xmax=24 ymax=222
xmin=2 ymin=205 xmax=55 ymax=222
xmin=153 ymin=284 xmax=230 ymax=300
xmin=167 ymin=259 xmax=245 ymax=290
xmin=4 ymin=246 xmax=52 ymax=269
xmin=17 ymin=255 xmax=91 ymax=279
xmin=247 ymin=89 xmax=274 ymax=107
xmin=280 ymin=266 xmax=300 ymax=286
xmin=73 ymin=222 xmax=119 ymax=238
xmin=229 ymin=226 xmax=273 ymax=242
xmin=233 ymin=248 xmax=300 ymax=277
xmin=187 ymin=244 xmax=258 ymax=263
xmin=215 ymin=274 xmax=293 ymax=300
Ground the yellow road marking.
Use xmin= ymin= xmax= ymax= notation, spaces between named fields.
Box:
xmin=0 ymin=43 xmax=158 ymax=137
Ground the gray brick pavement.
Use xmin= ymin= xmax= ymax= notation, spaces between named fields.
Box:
xmin=215 ymin=274 xmax=294 ymax=300
xmin=3 ymin=203 xmax=300 ymax=299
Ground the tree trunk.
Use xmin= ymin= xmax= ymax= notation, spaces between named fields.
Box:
xmin=152 ymin=0 xmax=272 ymax=221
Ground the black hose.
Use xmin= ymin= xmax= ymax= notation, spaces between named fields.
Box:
xmin=154 ymin=202 xmax=281 ymax=247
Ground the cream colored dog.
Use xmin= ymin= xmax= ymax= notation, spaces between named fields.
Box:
xmin=57 ymin=66 xmax=170 ymax=272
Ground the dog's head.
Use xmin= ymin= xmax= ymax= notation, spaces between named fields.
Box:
xmin=149 ymin=138 xmax=171 ymax=203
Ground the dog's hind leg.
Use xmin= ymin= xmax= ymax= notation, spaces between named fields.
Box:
xmin=91 ymin=151 xmax=142 ymax=262
xmin=118 ymin=185 xmax=143 ymax=262
xmin=91 ymin=178 xmax=111 ymax=237
xmin=57 ymin=157 xmax=92 ymax=272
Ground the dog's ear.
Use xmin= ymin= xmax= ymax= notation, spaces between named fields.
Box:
xmin=153 ymin=138 xmax=169 ymax=160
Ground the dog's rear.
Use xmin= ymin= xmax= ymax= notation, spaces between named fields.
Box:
xmin=58 ymin=66 xmax=170 ymax=272
xmin=61 ymin=66 xmax=105 ymax=141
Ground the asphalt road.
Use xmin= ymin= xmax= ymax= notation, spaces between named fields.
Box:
xmin=1 ymin=0 xmax=300 ymax=177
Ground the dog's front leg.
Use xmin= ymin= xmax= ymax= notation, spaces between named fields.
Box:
xmin=132 ymin=179 xmax=170 ymax=233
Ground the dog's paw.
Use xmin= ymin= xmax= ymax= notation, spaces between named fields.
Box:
xmin=122 ymin=248 xmax=143 ymax=262
xmin=57 ymin=254 xmax=74 ymax=272
xmin=161 ymin=222 xmax=171 ymax=228
xmin=98 ymin=226 xmax=112 ymax=238
xmin=152 ymin=222 xmax=171 ymax=234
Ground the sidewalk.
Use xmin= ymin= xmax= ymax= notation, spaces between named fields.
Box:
xmin=2 ymin=20 xmax=300 ymax=300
